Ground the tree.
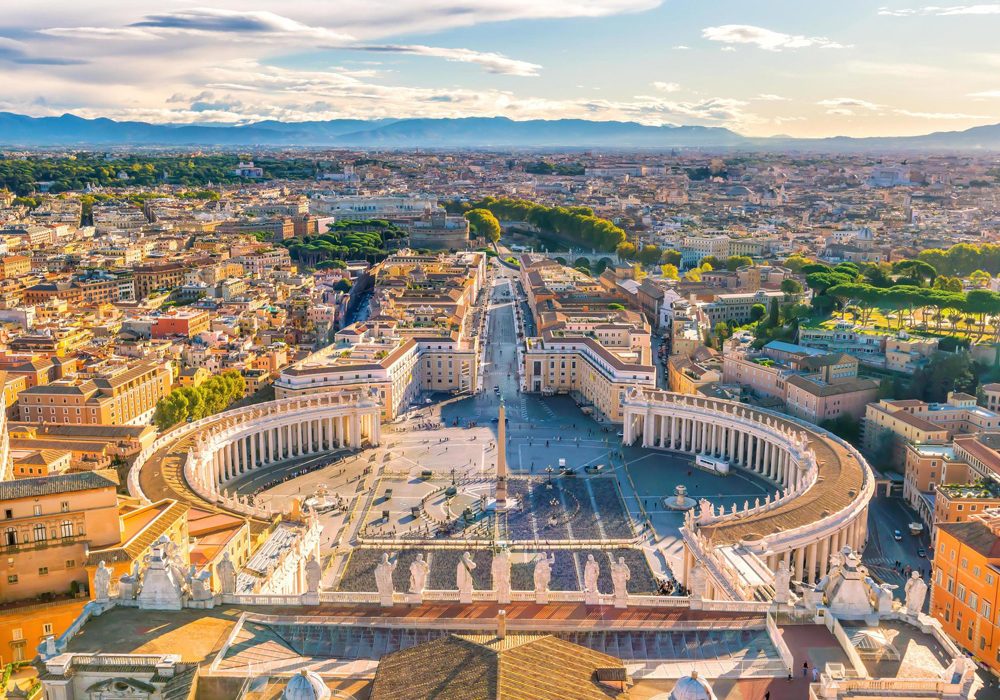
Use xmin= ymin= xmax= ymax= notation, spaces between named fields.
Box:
xmin=908 ymin=351 xmax=977 ymax=403
xmin=780 ymin=278 xmax=803 ymax=295
xmin=766 ymin=298 xmax=779 ymax=328
xmin=464 ymin=208 xmax=502 ymax=243
xmin=616 ymin=241 xmax=637 ymax=261
xmin=638 ymin=244 xmax=662 ymax=266
xmin=726 ymin=255 xmax=753 ymax=272
xmin=783 ymin=254 xmax=812 ymax=272
xmin=749 ymin=303 xmax=767 ymax=323
xmin=700 ymin=255 xmax=720 ymax=269
xmin=660 ymin=264 xmax=679 ymax=280
xmin=970 ymin=269 xmax=992 ymax=288
xmin=714 ymin=322 xmax=732 ymax=343
xmin=699 ymin=261 xmax=714 ymax=273
xmin=684 ymin=268 xmax=703 ymax=282
xmin=660 ymin=249 xmax=682 ymax=266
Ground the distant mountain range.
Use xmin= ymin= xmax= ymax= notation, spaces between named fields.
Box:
xmin=2 ymin=112 xmax=1000 ymax=151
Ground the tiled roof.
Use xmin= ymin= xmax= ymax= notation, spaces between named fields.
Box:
xmin=0 ymin=470 xmax=117 ymax=500
xmin=370 ymin=634 xmax=625 ymax=700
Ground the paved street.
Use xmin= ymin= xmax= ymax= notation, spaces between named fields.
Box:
xmin=862 ymin=495 xmax=933 ymax=601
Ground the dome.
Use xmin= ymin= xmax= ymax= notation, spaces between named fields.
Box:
xmin=282 ymin=669 xmax=330 ymax=700
xmin=670 ymin=671 xmax=716 ymax=700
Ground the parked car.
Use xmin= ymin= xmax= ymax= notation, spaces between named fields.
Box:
xmin=893 ymin=529 xmax=903 ymax=541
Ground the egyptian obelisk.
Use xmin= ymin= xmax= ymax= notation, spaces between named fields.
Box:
xmin=496 ymin=398 xmax=507 ymax=509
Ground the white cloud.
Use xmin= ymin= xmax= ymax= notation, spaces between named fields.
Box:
xmin=702 ymin=24 xmax=849 ymax=51
xmin=755 ymin=93 xmax=789 ymax=101
xmin=817 ymin=97 xmax=882 ymax=111
xmin=651 ymin=81 xmax=680 ymax=92
xmin=672 ymin=45 xmax=690 ymax=50
xmin=879 ymin=4 xmax=1000 ymax=15
xmin=356 ymin=45 xmax=540 ymax=76
xmin=968 ymin=89 xmax=1000 ymax=97
xmin=825 ymin=108 xmax=856 ymax=116
xmin=893 ymin=109 xmax=991 ymax=118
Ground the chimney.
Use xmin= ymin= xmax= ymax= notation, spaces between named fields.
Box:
xmin=497 ymin=609 xmax=506 ymax=640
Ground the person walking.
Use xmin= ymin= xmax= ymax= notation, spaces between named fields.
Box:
xmin=802 ymin=661 xmax=809 ymax=677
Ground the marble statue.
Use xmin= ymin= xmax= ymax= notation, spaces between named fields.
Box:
xmin=533 ymin=552 xmax=555 ymax=604
xmin=375 ymin=553 xmax=397 ymax=607
xmin=457 ymin=551 xmax=477 ymax=603
xmin=305 ymin=555 xmax=322 ymax=595
xmin=217 ymin=552 xmax=237 ymax=596
xmin=610 ymin=556 xmax=630 ymax=608
xmin=94 ymin=560 xmax=111 ymax=603
xmin=773 ymin=559 xmax=792 ymax=605
xmin=409 ymin=554 xmax=429 ymax=596
xmin=689 ymin=562 xmax=707 ymax=600
xmin=191 ymin=570 xmax=214 ymax=601
xmin=904 ymin=571 xmax=928 ymax=615
xmin=491 ymin=548 xmax=512 ymax=605
xmin=583 ymin=554 xmax=601 ymax=605
xmin=872 ymin=580 xmax=897 ymax=616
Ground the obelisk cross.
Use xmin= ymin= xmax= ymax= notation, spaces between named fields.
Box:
xmin=496 ymin=398 xmax=507 ymax=508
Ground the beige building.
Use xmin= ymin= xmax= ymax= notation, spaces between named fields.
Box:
xmin=17 ymin=360 xmax=173 ymax=425
xmin=0 ymin=471 xmax=121 ymax=603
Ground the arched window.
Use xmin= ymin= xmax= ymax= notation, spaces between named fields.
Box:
xmin=60 ymin=521 xmax=73 ymax=538
xmin=4 ymin=528 xmax=16 ymax=546
xmin=33 ymin=523 xmax=46 ymax=542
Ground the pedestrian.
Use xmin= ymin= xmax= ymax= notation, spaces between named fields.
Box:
xmin=765 ymin=692 xmax=770 ymax=700
xmin=802 ymin=661 xmax=808 ymax=677
xmin=812 ymin=667 xmax=819 ymax=682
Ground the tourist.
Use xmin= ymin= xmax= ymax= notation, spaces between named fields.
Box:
xmin=802 ymin=661 xmax=808 ymax=677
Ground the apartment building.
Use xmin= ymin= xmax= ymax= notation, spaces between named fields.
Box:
xmin=930 ymin=510 xmax=1000 ymax=677
xmin=519 ymin=256 xmax=656 ymax=423
xmin=798 ymin=324 xmax=939 ymax=374
xmin=151 ymin=309 xmax=212 ymax=339
xmin=132 ymin=262 xmax=187 ymax=299
xmin=17 ymin=360 xmax=172 ymax=425
xmin=0 ymin=255 xmax=30 ymax=281
xmin=0 ymin=471 xmax=120 ymax=660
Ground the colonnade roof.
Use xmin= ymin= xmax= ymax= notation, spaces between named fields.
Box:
xmin=633 ymin=391 xmax=870 ymax=548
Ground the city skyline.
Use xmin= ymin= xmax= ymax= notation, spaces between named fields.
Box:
xmin=2 ymin=0 xmax=1000 ymax=138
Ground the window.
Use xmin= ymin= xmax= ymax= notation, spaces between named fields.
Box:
xmin=42 ymin=623 xmax=52 ymax=635
xmin=60 ymin=521 xmax=73 ymax=538
xmin=961 ymin=558 xmax=969 ymax=569
xmin=32 ymin=524 xmax=46 ymax=542
xmin=984 ymin=602 xmax=992 ymax=619
xmin=38 ymin=567 xmax=48 ymax=576
xmin=947 ymin=577 xmax=955 ymax=593
xmin=970 ymin=592 xmax=979 ymax=609
xmin=66 ymin=559 xmax=75 ymax=568
xmin=11 ymin=628 xmax=22 ymax=641
xmin=957 ymin=584 xmax=966 ymax=601
xmin=7 ymin=575 xmax=17 ymax=584
xmin=3 ymin=509 xmax=11 ymax=519
xmin=974 ymin=566 xmax=982 ymax=577
xmin=60 ymin=501 xmax=69 ymax=513
xmin=4 ymin=528 xmax=16 ymax=546
xmin=33 ymin=505 xmax=41 ymax=516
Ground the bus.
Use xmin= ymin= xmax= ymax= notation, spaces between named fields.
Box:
xmin=695 ymin=455 xmax=730 ymax=475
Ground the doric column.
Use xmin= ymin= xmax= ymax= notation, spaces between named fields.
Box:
xmin=818 ymin=535 xmax=831 ymax=580
xmin=250 ymin=434 xmax=257 ymax=469
xmin=277 ymin=425 xmax=284 ymax=460
xmin=642 ymin=412 xmax=651 ymax=448
xmin=805 ymin=541 xmax=818 ymax=585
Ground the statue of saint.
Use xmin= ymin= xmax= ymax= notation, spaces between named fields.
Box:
xmin=773 ymin=559 xmax=791 ymax=604
xmin=409 ymin=554 xmax=429 ymax=594
xmin=583 ymin=554 xmax=601 ymax=597
xmin=533 ymin=552 xmax=555 ymax=594
xmin=904 ymin=571 xmax=928 ymax=615
xmin=305 ymin=555 xmax=322 ymax=595
xmin=492 ymin=548 xmax=512 ymax=604
xmin=94 ymin=560 xmax=111 ymax=602
xmin=610 ymin=557 xmax=630 ymax=606
xmin=375 ymin=553 xmax=397 ymax=600
xmin=457 ymin=551 xmax=477 ymax=600
xmin=217 ymin=551 xmax=237 ymax=596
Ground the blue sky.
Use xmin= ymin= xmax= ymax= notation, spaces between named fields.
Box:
xmin=1 ymin=0 xmax=999 ymax=137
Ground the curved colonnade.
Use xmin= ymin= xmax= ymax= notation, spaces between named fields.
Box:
xmin=128 ymin=391 xmax=381 ymax=519
xmin=622 ymin=388 xmax=875 ymax=597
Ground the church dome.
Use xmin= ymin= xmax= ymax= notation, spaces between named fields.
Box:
xmin=670 ymin=671 xmax=716 ymax=700
xmin=282 ymin=669 xmax=330 ymax=700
